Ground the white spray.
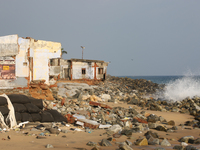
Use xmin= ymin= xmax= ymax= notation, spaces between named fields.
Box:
xmin=161 ymin=76 xmax=200 ymax=101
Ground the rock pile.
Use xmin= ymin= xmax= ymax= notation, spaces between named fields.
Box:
xmin=1 ymin=75 xmax=200 ymax=149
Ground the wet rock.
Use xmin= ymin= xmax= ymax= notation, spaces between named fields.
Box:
xmin=160 ymin=139 xmax=171 ymax=146
xmin=135 ymin=137 xmax=148 ymax=146
xmin=100 ymin=139 xmax=112 ymax=146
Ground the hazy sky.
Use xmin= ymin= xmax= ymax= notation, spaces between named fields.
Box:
xmin=0 ymin=0 xmax=200 ymax=76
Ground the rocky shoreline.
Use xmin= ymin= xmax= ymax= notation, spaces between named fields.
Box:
xmin=1 ymin=75 xmax=200 ymax=150
xmin=40 ymin=75 xmax=200 ymax=150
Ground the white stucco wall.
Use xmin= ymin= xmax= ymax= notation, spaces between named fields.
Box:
xmin=72 ymin=62 xmax=94 ymax=79
xmin=15 ymin=38 xmax=30 ymax=77
xmin=31 ymin=39 xmax=61 ymax=84
xmin=0 ymin=34 xmax=19 ymax=56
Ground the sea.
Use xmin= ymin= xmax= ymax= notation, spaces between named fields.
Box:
xmin=118 ymin=75 xmax=200 ymax=101
xmin=119 ymin=75 xmax=200 ymax=84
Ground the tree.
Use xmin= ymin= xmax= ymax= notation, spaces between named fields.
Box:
xmin=61 ymin=48 xmax=67 ymax=57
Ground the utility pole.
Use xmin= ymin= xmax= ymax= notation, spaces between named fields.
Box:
xmin=81 ymin=46 xmax=85 ymax=59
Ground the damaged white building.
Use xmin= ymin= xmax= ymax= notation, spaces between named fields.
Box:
xmin=0 ymin=34 xmax=109 ymax=89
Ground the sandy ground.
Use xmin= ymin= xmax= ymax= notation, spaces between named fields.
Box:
xmin=0 ymin=102 xmax=199 ymax=150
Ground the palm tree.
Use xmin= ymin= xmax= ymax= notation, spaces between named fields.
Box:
xmin=61 ymin=48 xmax=67 ymax=57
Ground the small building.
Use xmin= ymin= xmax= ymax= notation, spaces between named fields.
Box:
xmin=68 ymin=59 xmax=109 ymax=80
xmin=50 ymin=58 xmax=109 ymax=81
xmin=0 ymin=34 xmax=61 ymax=88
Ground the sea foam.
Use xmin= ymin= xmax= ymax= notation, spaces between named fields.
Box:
xmin=162 ymin=76 xmax=200 ymax=101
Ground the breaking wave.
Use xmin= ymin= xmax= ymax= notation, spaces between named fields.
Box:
xmin=161 ymin=76 xmax=200 ymax=101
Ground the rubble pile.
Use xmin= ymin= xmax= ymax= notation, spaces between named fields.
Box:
xmin=1 ymin=75 xmax=200 ymax=149
xmin=39 ymin=75 xmax=200 ymax=149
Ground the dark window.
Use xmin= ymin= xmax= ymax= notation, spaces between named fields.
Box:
xmin=82 ymin=68 xmax=86 ymax=74
xmin=98 ymin=68 xmax=103 ymax=74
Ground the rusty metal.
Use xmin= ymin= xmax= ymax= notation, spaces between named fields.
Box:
xmin=133 ymin=117 xmax=148 ymax=124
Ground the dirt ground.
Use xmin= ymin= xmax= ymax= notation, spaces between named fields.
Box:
xmin=0 ymin=102 xmax=199 ymax=150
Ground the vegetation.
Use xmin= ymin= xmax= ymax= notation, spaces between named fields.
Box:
xmin=61 ymin=48 xmax=67 ymax=57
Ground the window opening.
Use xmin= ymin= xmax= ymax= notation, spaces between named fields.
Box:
xmin=98 ymin=68 xmax=103 ymax=74
xmin=82 ymin=68 xmax=86 ymax=74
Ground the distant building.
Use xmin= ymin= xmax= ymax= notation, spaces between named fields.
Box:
xmin=62 ymin=59 xmax=108 ymax=80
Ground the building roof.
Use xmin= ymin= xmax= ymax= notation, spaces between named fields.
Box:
xmin=70 ymin=58 xmax=107 ymax=63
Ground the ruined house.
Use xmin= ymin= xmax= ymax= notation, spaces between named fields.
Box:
xmin=60 ymin=59 xmax=109 ymax=80
xmin=0 ymin=34 xmax=61 ymax=89
xmin=0 ymin=34 xmax=109 ymax=89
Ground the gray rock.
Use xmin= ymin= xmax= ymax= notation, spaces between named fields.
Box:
xmin=160 ymin=139 xmax=171 ymax=146
xmin=185 ymin=145 xmax=199 ymax=150
xmin=108 ymin=124 xmax=122 ymax=133
xmin=179 ymin=136 xmax=194 ymax=143
xmin=119 ymin=143 xmax=133 ymax=150
xmin=173 ymin=145 xmax=185 ymax=150
xmin=46 ymin=144 xmax=54 ymax=148
xmin=148 ymin=122 xmax=158 ymax=129
xmin=148 ymin=136 xmax=159 ymax=145
xmin=100 ymin=139 xmax=112 ymax=146
xmin=48 ymin=128 xmax=60 ymax=134
xmin=154 ymin=148 xmax=166 ymax=150
xmin=125 ymin=140 xmax=132 ymax=146
xmin=86 ymin=141 xmax=97 ymax=146
xmin=156 ymin=125 xmax=167 ymax=132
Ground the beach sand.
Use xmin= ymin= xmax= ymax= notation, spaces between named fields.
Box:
xmin=0 ymin=102 xmax=199 ymax=150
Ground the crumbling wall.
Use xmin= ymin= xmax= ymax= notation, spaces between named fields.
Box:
xmin=16 ymin=37 xmax=30 ymax=77
xmin=96 ymin=62 xmax=108 ymax=80
xmin=60 ymin=59 xmax=69 ymax=79
xmin=0 ymin=35 xmax=29 ymax=88
xmin=0 ymin=35 xmax=19 ymax=56
xmin=29 ymin=39 xmax=61 ymax=85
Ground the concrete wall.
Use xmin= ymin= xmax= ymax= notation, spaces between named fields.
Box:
xmin=72 ymin=62 xmax=94 ymax=80
xmin=0 ymin=35 xmax=19 ymax=56
xmin=49 ymin=66 xmax=61 ymax=76
xmin=16 ymin=37 xmax=30 ymax=77
xmin=60 ymin=59 xmax=69 ymax=79
xmin=96 ymin=62 xmax=108 ymax=79
xmin=0 ymin=36 xmax=29 ymax=88
xmin=30 ymin=39 xmax=61 ymax=84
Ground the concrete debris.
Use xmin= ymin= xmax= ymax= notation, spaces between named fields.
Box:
xmin=1 ymin=75 xmax=200 ymax=149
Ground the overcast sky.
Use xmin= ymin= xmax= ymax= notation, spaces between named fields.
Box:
xmin=0 ymin=0 xmax=199 ymax=76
